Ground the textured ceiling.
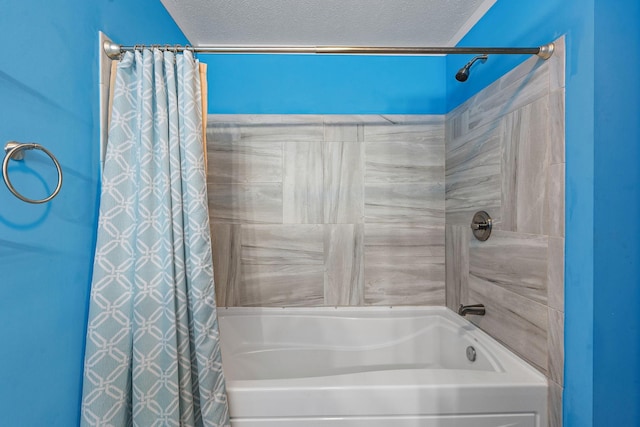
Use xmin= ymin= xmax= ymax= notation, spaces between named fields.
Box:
xmin=159 ymin=0 xmax=497 ymax=47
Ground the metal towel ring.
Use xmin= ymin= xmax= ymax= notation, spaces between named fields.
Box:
xmin=2 ymin=142 xmax=63 ymax=204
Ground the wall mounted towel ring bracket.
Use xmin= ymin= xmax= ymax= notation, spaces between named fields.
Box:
xmin=2 ymin=142 xmax=63 ymax=204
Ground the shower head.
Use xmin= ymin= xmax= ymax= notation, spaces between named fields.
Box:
xmin=455 ymin=54 xmax=489 ymax=82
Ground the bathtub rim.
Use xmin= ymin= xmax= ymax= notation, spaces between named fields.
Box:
xmin=217 ymin=305 xmax=548 ymax=384
xmin=217 ymin=305 xmax=547 ymax=423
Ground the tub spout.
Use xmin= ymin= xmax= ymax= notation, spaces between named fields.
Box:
xmin=458 ymin=304 xmax=486 ymax=316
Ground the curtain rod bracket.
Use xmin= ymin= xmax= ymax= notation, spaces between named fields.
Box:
xmin=536 ymin=42 xmax=555 ymax=60
xmin=103 ymin=41 xmax=122 ymax=60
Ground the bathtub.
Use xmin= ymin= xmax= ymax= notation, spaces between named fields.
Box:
xmin=218 ymin=306 xmax=548 ymax=427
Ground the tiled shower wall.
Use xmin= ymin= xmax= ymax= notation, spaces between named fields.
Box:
xmin=206 ymin=38 xmax=564 ymax=424
xmin=207 ymin=115 xmax=445 ymax=307
xmin=445 ymin=37 xmax=565 ymax=426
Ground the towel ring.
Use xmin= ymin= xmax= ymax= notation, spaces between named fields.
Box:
xmin=2 ymin=142 xmax=63 ymax=204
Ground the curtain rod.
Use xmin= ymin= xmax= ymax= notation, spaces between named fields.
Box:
xmin=103 ymin=41 xmax=555 ymax=60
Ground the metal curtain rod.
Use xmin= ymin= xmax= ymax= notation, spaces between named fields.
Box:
xmin=103 ymin=41 xmax=555 ymax=60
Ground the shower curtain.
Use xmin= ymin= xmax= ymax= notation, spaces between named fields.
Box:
xmin=81 ymin=49 xmax=230 ymax=427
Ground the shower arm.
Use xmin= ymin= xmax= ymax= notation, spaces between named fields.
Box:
xmin=103 ymin=41 xmax=555 ymax=60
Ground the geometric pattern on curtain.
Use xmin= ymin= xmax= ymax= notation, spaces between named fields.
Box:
xmin=81 ymin=49 xmax=230 ymax=427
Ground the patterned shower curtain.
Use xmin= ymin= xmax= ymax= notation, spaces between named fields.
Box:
xmin=81 ymin=49 xmax=230 ymax=427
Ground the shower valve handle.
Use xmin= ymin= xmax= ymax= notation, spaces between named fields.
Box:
xmin=470 ymin=211 xmax=493 ymax=241
xmin=471 ymin=222 xmax=490 ymax=230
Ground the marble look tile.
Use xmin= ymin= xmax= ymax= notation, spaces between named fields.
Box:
xmin=364 ymin=225 xmax=444 ymax=264
xmin=283 ymin=142 xmax=324 ymax=223
xmin=324 ymin=142 xmax=364 ymax=223
xmin=237 ymin=264 xmax=324 ymax=306
xmin=206 ymin=123 xmax=242 ymax=143
xmin=364 ymin=121 xmax=444 ymax=143
xmin=442 ymin=48 xmax=565 ymax=390
xmin=445 ymin=118 xmax=502 ymax=228
xmin=549 ymin=36 xmax=566 ymax=91
xmin=465 ymin=60 xmax=549 ymax=134
xmin=204 ymin=114 xmax=457 ymax=309
xmin=548 ymin=308 xmax=564 ymax=386
xmin=549 ymin=89 xmax=566 ymax=165
xmin=324 ymin=224 xmax=364 ymax=306
xmin=500 ymin=114 xmax=518 ymax=231
xmin=366 ymin=139 xmax=444 ymax=184
xmin=547 ymin=237 xmax=565 ymax=312
xmin=320 ymin=115 xmax=368 ymax=125
xmin=313 ymin=115 xmax=443 ymax=126
xmin=445 ymin=108 xmax=469 ymax=142
xmin=445 ymin=170 xmax=501 ymax=227
xmin=445 ymin=121 xmax=503 ymax=227
xmin=207 ymin=115 xmax=324 ymax=143
xmin=445 ymin=225 xmax=469 ymax=312
xmin=99 ymin=32 xmax=114 ymax=169
xmin=496 ymin=54 xmax=546 ymax=93
xmin=446 ymin=117 xmax=502 ymax=167
xmin=211 ymin=224 xmax=241 ymax=307
xmin=240 ymin=225 xmax=324 ymax=265
xmin=469 ymin=230 xmax=548 ymax=304
xmin=207 ymin=123 xmax=242 ymax=144
xmin=324 ymin=121 xmax=364 ymax=142
xmin=99 ymin=83 xmax=109 ymax=167
xmin=365 ymin=183 xmax=445 ymax=225
xmin=208 ymin=114 xmax=324 ymax=125
xmin=549 ymin=381 xmax=563 ymax=427
xmin=468 ymin=275 xmax=548 ymax=373
xmin=207 ymin=114 xmax=270 ymax=124
xmin=364 ymin=263 xmax=445 ymax=306
xmin=546 ymin=163 xmax=565 ymax=237
xmin=208 ymin=183 xmax=282 ymax=224
xmin=206 ymin=140 xmax=282 ymax=184
xmin=446 ymin=52 xmax=548 ymax=136
xmin=99 ymin=32 xmax=112 ymax=85
xmin=377 ymin=115 xmax=445 ymax=125
xmin=501 ymin=96 xmax=550 ymax=234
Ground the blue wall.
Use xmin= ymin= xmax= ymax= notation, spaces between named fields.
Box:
xmin=593 ymin=0 xmax=640 ymax=425
xmin=0 ymin=1 xmax=186 ymax=425
xmin=203 ymin=54 xmax=447 ymax=114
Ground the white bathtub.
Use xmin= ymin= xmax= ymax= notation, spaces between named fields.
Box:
xmin=218 ymin=306 xmax=548 ymax=427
